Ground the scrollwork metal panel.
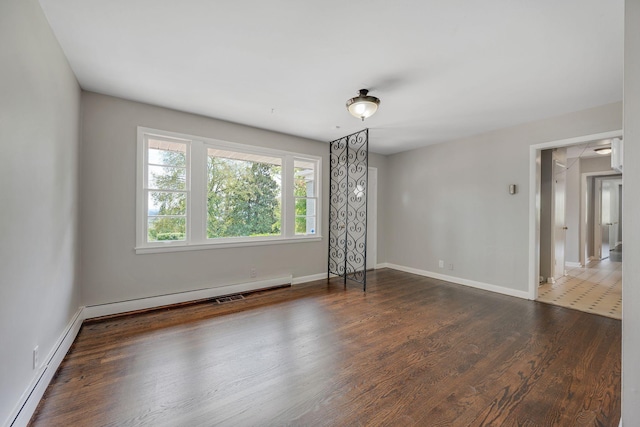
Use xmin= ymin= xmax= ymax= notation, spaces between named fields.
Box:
xmin=328 ymin=129 xmax=368 ymax=290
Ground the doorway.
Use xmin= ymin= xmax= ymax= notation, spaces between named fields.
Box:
xmin=592 ymin=176 xmax=622 ymax=261
xmin=530 ymin=132 xmax=623 ymax=319
xmin=580 ymin=171 xmax=622 ymax=266
xmin=528 ymin=130 xmax=622 ymax=300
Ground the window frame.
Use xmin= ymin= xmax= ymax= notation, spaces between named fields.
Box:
xmin=293 ymin=158 xmax=318 ymax=236
xmin=136 ymin=127 xmax=322 ymax=254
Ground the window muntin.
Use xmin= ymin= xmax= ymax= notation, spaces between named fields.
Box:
xmin=137 ymin=128 xmax=321 ymax=252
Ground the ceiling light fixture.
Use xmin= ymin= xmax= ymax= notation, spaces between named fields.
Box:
xmin=595 ymin=147 xmax=612 ymax=155
xmin=346 ymin=89 xmax=380 ymax=121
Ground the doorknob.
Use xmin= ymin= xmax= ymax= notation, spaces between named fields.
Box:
xmin=562 ymin=227 xmax=568 ymax=230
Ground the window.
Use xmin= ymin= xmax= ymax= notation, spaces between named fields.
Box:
xmin=137 ymin=127 xmax=321 ymax=253
xmin=294 ymin=160 xmax=317 ymax=235
xmin=206 ymin=148 xmax=282 ymax=239
xmin=144 ymin=136 xmax=189 ymax=243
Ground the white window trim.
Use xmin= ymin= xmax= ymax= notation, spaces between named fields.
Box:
xmin=136 ymin=127 xmax=322 ymax=254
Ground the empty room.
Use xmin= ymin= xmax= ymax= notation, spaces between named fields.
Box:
xmin=2 ymin=0 xmax=640 ymax=426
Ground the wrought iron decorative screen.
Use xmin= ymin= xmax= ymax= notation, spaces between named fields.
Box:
xmin=328 ymin=129 xmax=368 ymax=290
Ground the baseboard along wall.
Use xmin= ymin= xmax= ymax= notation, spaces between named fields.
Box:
xmin=8 ymin=275 xmax=295 ymax=427
xmin=7 ymin=309 xmax=84 ymax=427
xmin=82 ymin=276 xmax=293 ymax=319
xmin=7 ymin=266 xmax=529 ymax=427
xmin=383 ymin=263 xmax=531 ymax=300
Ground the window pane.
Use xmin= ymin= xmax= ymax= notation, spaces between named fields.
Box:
xmin=148 ymin=165 xmax=186 ymax=190
xmin=295 ymin=216 xmax=316 ymax=235
xmin=295 ymin=197 xmax=315 ymax=216
xmin=206 ymin=152 xmax=282 ymax=238
xmin=148 ymin=139 xmax=187 ymax=167
xmin=294 ymin=160 xmax=315 ymax=198
xmin=148 ymin=191 xmax=186 ymax=216
xmin=147 ymin=216 xmax=186 ymax=242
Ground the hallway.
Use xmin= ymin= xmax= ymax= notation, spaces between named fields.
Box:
xmin=537 ymin=258 xmax=622 ymax=320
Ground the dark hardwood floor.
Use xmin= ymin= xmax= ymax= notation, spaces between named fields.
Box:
xmin=29 ymin=269 xmax=621 ymax=426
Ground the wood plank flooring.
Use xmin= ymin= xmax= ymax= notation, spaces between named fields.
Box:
xmin=29 ymin=269 xmax=621 ymax=426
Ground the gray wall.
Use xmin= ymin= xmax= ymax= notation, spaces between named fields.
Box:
xmin=0 ymin=0 xmax=81 ymax=422
xmin=80 ymin=92 xmax=388 ymax=306
xmin=623 ymin=0 xmax=640 ymax=422
xmin=385 ymin=102 xmax=621 ymax=293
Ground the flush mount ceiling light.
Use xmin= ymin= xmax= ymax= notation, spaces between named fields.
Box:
xmin=346 ymin=89 xmax=380 ymax=121
xmin=595 ymin=147 xmax=612 ymax=155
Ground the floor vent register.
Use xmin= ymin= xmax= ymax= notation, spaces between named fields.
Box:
xmin=215 ymin=294 xmax=245 ymax=304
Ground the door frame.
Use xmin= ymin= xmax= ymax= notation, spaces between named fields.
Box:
xmin=581 ymin=172 xmax=622 ymax=265
xmin=528 ymin=130 xmax=622 ymax=300
xmin=594 ymin=177 xmax=607 ymax=260
xmin=552 ymin=158 xmax=567 ymax=282
xmin=366 ymin=167 xmax=378 ymax=270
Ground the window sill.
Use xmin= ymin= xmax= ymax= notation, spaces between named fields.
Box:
xmin=135 ymin=235 xmax=322 ymax=254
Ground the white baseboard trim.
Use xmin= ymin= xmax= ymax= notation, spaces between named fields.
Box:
xmin=7 ymin=275 xmax=301 ymax=427
xmin=565 ymin=261 xmax=582 ymax=268
xmin=6 ymin=266 xmax=529 ymax=427
xmin=83 ymin=276 xmax=293 ymax=319
xmin=291 ymin=265 xmax=392 ymax=285
xmin=295 ymin=271 xmax=381 ymax=284
xmin=385 ymin=263 xmax=530 ymax=300
xmin=7 ymin=307 xmax=84 ymax=427
xmin=292 ymin=273 xmax=327 ymax=285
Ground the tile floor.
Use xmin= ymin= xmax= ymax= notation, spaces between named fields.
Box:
xmin=537 ymin=259 xmax=622 ymax=320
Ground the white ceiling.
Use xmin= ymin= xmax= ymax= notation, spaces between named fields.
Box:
xmin=39 ymin=0 xmax=623 ymax=155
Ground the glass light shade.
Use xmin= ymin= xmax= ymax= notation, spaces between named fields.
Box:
xmin=595 ymin=147 xmax=612 ymax=155
xmin=346 ymin=89 xmax=380 ymax=121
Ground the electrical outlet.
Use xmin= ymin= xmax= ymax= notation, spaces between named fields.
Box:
xmin=448 ymin=263 xmax=454 ymax=271
xmin=33 ymin=346 xmax=39 ymax=370
xmin=250 ymin=267 xmax=257 ymax=278
xmin=438 ymin=260 xmax=444 ymax=268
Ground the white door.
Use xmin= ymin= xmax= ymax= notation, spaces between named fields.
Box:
xmin=553 ymin=160 xmax=567 ymax=279
xmin=366 ymin=167 xmax=377 ymax=270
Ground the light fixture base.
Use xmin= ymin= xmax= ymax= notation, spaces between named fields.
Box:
xmin=346 ymin=89 xmax=380 ymax=121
